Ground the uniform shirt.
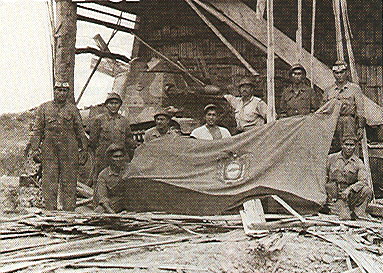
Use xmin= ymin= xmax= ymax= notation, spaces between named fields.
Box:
xmin=94 ymin=166 xmax=126 ymax=212
xmin=326 ymin=151 xmax=368 ymax=192
xmin=143 ymin=127 xmax=178 ymax=142
xmin=190 ymin=125 xmax=231 ymax=140
xmin=224 ymin=94 xmax=267 ymax=131
xmin=29 ymin=101 xmax=86 ymax=151
xmin=280 ymin=83 xmax=320 ymax=117
xmin=88 ymin=112 xmax=134 ymax=156
xmin=322 ymin=81 xmax=364 ymax=117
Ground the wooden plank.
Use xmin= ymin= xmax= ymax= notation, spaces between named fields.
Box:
xmin=195 ymin=0 xmax=334 ymax=91
xmin=67 ymin=262 xmax=209 ymax=271
xmin=310 ymin=0 xmax=317 ymax=88
xmin=367 ymin=203 xmax=383 ymax=217
xmin=332 ymin=0 xmax=344 ymax=61
xmin=266 ymin=0 xmax=276 ymax=122
xmin=271 ymin=195 xmax=306 ymax=222
xmin=296 ymin=0 xmax=303 ymax=62
xmin=184 ymin=0 xmax=259 ymax=76
xmin=243 ymin=199 xmax=266 ymax=224
xmin=256 ymin=0 xmax=266 ymax=20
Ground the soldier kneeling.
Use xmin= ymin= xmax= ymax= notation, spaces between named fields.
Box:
xmin=325 ymin=135 xmax=373 ymax=220
xmin=94 ymin=144 xmax=129 ymax=213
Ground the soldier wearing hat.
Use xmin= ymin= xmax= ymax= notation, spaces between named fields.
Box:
xmin=29 ymin=82 xmax=88 ymax=211
xmin=143 ymin=108 xmax=179 ymax=142
xmin=190 ymin=104 xmax=231 ymax=140
xmin=279 ymin=64 xmax=320 ymax=118
xmin=224 ymin=76 xmax=267 ymax=133
xmin=88 ymin=92 xmax=137 ymax=189
xmin=325 ymin=135 xmax=372 ymax=220
xmin=322 ymin=61 xmax=365 ymax=152
xmin=94 ymin=143 xmax=129 ymax=213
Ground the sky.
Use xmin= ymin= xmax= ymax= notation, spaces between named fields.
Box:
xmin=0 ymin=0 xmax=135 ymax=114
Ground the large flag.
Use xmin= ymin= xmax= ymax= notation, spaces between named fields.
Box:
xmin=123 ymin=102 xmax=341 ymax=215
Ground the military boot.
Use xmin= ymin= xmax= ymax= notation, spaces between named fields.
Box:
xmin=330 ymin=199 xmax=352 ymax=220
xmin=353 ymin=198 xmax=372 ymax=219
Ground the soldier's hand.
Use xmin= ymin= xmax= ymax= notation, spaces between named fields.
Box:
xmin=340 ymin=188 xmax=351 ymax=200
xmin=79 ymin=150 xmax=88 ymax=165
xmin=31 ymin=150 xmax=41 ymax=163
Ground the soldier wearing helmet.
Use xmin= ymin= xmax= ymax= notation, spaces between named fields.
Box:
xmin=88 ymin=92 xmax=137 ymax=189
xmin=321 ymin=61 xmax=365 ymax=152
xmin=279 ymin=64 xmax=320 ymax=118
xmin=29 ymin=82 xmax=88 ymax=211
xmin=143 ymin=108 xmax=180 ymax=142
xmin=223 ymin=76 xmax=267 ymax=133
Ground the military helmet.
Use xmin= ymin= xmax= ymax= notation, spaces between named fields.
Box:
xmin=342 ymin=134 xmax=358 ymax=143
xmin=332 ymin=61 xmax=348 ymax=72
xmin=105 ymin=143 xmax=126 ymax=156
xmin=238 ymin=76 xmax=256 ymax=88
xmin=105 ymin=92 xmax=122 ymax=104
xmin=154 ymin=109 xmax=171 ymax=120
xmin=289 ymin=64 xmax=306 ymax=76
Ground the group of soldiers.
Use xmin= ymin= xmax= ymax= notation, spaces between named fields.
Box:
xmin=28 ymin=60 xmax=371 ymax=220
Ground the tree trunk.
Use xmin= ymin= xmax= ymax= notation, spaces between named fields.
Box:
xmin=55 ymin=0 xmax=77 ymax=103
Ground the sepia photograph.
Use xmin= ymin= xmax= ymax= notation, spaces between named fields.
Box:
xmin=0 ymin=0 xmax=382 ymax=272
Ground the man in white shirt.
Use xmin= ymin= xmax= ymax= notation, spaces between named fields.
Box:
xmin=224 ymin=76 xmax=267 ymax=132
xmin=190 ymin=104 xmax=231 ymax=140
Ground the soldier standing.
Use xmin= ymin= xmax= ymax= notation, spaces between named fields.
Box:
xmin=88 ymin=92 xmax=137 ymax=188
xmin=29 ymin=82 xmax=88 ymax=211
xmin=224 ymin=76 xmax=267 ymax=133
xmin=322 ymin=61 xmax=365 ymax=152
xmin=279 ymin=64 xmax=320 ymax=118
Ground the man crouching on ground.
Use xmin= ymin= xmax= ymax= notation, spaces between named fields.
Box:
xmin=325 ymin=135 xmax=373 ymax=220
xmin=94 ymin=143 xmax=129 ymax=213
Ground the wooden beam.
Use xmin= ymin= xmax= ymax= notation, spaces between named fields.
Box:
xmin=55 ymin=0 xmax=77 ymax=103
xmin=310 ymin=0 xmax=317 ymax=88
xmin=77 ymin=4 xmax=138 ymax=24
xmin=75 ymin=47 xmax=130 ymax=63
xmin=194 ymin=0 xmax=333 ymax=91
xmin=296 ymin=0 xmax=303 ymax=62
xmin=271 ymin=195 xmax=306 ymax=222
xmin=332 ymin=0 xmax=344 ymax=61
xmin=267 ymin=0 xmax=276 ymax=122
xmin=256 ymin=0 xmax=266 ymax=20
xmin=77 ymin=14 xmax=134 ymax=34
xmin=184 ymin=0 xmax=259 ymax=76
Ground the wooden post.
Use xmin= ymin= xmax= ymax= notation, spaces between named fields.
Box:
xmin=267 ymin=0 xmax=276 ymax=122
xmin=256 ymin=0 xmax=266 ymax=20
xmin=332 ymin=0 xmax=344 ymax=62
xmin=310 ymin=0 xmax=316 ymax=88
xmin=339 ymin=0 xmax=373 ymax=198
xmin=296 ymin=0 xmax=303 ymax=63
xmin=185 ymin=0 xmax=259 ymax=77
xmin=55 ymin=0 xmax=77 ymax=103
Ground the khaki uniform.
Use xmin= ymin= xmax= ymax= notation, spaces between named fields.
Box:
xmin=326 ymin=151 xmax=372 ymax=219
xmin=30 ymin=101 xmax=86 ymax=211
xmin=280 ymin=83 xmax=320 ymax=117
xmin=94 ymin=166 xmax=126 ymax=213
xmin=88 ymin=112 xmax=135 ymax=187
xmin=322 ymin=82 xmax=365 ymax=152
xmin=143 ymin=127 xmax=178 ymax=142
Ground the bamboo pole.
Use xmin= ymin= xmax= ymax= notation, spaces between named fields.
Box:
xmin=310 ymin=0 xmax=317 ymax=88
xmin=266 ymin=0 xmax=276 ymax=122
xmin=296 ymin=0 xmax=303 ymax=63
xmin=332 ymin=0 xmax=344 ymax=61
xmin=184 ymin=0 xmax=259 ymax=76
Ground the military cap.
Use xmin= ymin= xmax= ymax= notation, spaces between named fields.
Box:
xmin=54 ymin=82 xmax=70 ymax=89
xmin=289 ymin=64 xmax=306 ymax=75
xmin=105 ymin=143 xmax=126 ymax=156
xmin=332 ymin=61 xmax=348 ymax=72
xmin=238 ymin=76 xmax=257 ymax=88
xmin=105 ymin=92 xmax=122 ymax=104
xmin=204 ymin=104 xmax=218 ymax=113
xmin=154 ymin=109 xmax=171 ymax=119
